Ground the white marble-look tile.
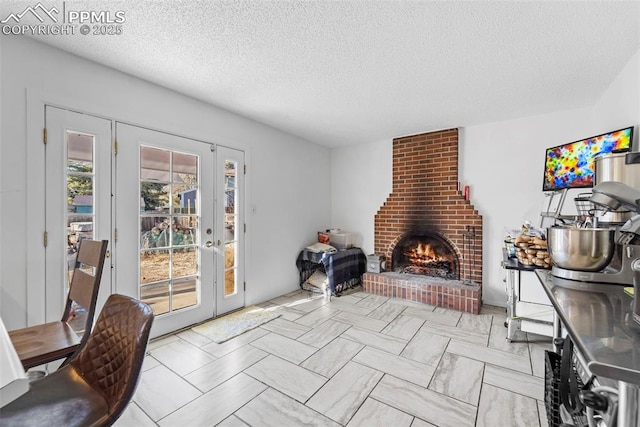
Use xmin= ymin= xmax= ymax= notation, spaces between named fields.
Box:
xmin=307 ymin=362 xmax=384 ymax=425
xmin=142 ymin=354 xmax=161 ymax=372
xmin=333 ymin=310 xmax=389 ymax=332
xmin=447 ymin=340 xmax=532 ymax=374
xmin=353 ymin=346 xmax=435 ymax=388
xmin=133 ymin=364 xmax=202 ymax=421
xmin=184 ymin=345 xmax=268 ymax=392
xmin=456 ymin=313 xmax=493 ymax=335
xmin=301 ymin=337 xmax=364 ymax=378
xmin=245 ymin=355 xmax=327 ymax=402
xmin=347 ymin=397 xmax=414 ymax=427
xmin=338 ymin=294 xmax=365 ymax=303
xmin=176 ymin=329 xmax=213 ymax=347
xmin=368 ymin=300 xmax=407 ymax=322
xmin=483 ymin=364 xmax=545 ymax=401
xmin=389 ymin=299 xmax=437 ymax=310
xmin=488 ymin=316 xmax=530 ymax=356
xmin=356 ymin=294 xmax=389 ymax=310
xmin=158 ymin=373 xmax=267 ymax=426
xmin=342 ymin=327 xmax=408 ymax=355
xmin=268 ymin=295 xmax=307 ymax=307
xmin=429 ymin=352 xmax=484 ymax=405
xmin=250 ymin=332 xmax=317 ymax=364
xmin=202 ymin=327 xmax=270 ymax=358
xmin=326 ymin=298 xmax=375 ymax=316
xmin=297 ymin=319 xmax=352 ymax=348
xmin=285 ymin=288 xmax=312 ymax=298
xmin=217 ymin=414 xmax=250 ymax=427
xmin=294 ymin=305 xmax=341 ymax=327
xmin=411 ymin=418 xmax=437 ymax=427
xmin=371 ymin=375 xmax=476 ymax=427
xmin=113 ymin=402 xmax=156 ymax=427
xmin=382 ymin=314 xmax=424 ymax=340
xmin=538 ymin=400 xmax=549 ymax=427
xmin=401 ymin=330 xmax=449 ymax=366
xmin=529 ymin=341 xmax=553 ymax=378
xmin=259 ymin=317 xmax=311 ymax=339
xmin=264 ymin=305 xmax=307 ymax=322
xmin=255 ymin=301 xmax=278 ymax=309
xmin=476 ymin=384 xmax=539 ymax=427
xmin=420 ymin=322 xmax=488 ymax=346
xmin=150 ymin=339 xmax=216 ymax=376
xmin=480 ymin=305 xmax=507 ymax=316
xmin=403 ymin=306 xmax=461 ymax=326
xmin=348 ymin=291 xmax=369 ymax=299
xmin=147 ymin=334 xmax=180 ymax=351
xmin=236 ymin=387 xmax=340 ymax=427
xmin=286 ymin=297 xmax=330 ymax=313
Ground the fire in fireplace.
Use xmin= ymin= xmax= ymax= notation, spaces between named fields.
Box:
xmin=392 ymin=233 xmax=459 ymax=279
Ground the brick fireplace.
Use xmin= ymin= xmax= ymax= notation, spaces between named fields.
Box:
xmin=363 ymin=128 xmax=483 ymax=314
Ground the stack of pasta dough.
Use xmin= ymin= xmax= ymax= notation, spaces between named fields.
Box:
xmin=514 ymin=235 xmax=553 ymax=268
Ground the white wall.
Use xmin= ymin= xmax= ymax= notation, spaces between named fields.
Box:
xmin=0 ymin=36 xmax=331 ymax=329
xmin=331 ymin=47 xmax=640 ymax=307
xmin=330 ymin=139 xmax=392 ymax=253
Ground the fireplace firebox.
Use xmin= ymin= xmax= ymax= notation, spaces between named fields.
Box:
xmin=392 ymin=233 xmax=459 ymax=279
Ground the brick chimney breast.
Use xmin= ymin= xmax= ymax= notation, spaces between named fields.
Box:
xmin=366 ymin=128 xmax=483 ymax=313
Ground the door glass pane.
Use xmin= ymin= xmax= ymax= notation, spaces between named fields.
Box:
xmin=141 ymin=146 xmax=170 ymax=181
xmin=140 ymin=282 xmax=170 ymax=315
xmin=172 ymin=277 xmax=197 ymax=311
xmin=224 ymin=159 xmax=238 ymax=297
xmin=225 ymin=267 xmax=235 ymax=297
xmin=139 ymin=146 xmax=200 ymax=315
xmin=66 ymin=131 xmax=95 ymax=290
xmin=140 ymin=249 xmax=170 ymax=284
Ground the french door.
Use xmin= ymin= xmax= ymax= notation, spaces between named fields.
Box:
xmin=115 ymin=123 xmax=217 ymax=336
xmin=44 ymin=107 xmax=113 ymax=321
xmin=43 ymin=110 xmax=245 ymax=337
xmin=215 ymin=146 xmax=245 ymax=315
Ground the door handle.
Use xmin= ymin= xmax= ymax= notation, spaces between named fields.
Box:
xmin=217 ymin=239 xmax=221 ymax=246
xmin=205 ymin=241 xmax=213 ymax=248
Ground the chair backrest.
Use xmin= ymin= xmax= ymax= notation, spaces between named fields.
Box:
xmin=62 ymin=239 xmax=109 ymax=346
xmin=70 ymin=294 xmax=154 ymax=425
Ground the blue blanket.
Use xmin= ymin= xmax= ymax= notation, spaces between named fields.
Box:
xmin=297 ymin=247 xmax=366 ymax=295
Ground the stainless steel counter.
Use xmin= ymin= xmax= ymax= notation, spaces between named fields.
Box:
xmin=535 ymin=270 xmax=640 ymax=384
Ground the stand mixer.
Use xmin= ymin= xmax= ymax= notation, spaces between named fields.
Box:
xmin=549 ymin=181 xmax=640 ymax=285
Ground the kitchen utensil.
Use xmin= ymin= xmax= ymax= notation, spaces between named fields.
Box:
xmin=547 ymin=226 xmax=615 ymax=271
xmin=595 ymin=152 xmax=640 ymax=224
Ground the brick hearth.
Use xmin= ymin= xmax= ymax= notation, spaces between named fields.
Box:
xmin=363 ymin=272 xmax=480 ymax=313
xmin=366 ymin=128 xmax=483 ymax=314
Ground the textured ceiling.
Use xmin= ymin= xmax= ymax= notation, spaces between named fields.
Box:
xmin=3 ymin=1 xmax=640 ymax=147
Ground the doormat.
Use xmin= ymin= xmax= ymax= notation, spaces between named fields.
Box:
xmin=191 ymin=306 xmax=280 ymax=343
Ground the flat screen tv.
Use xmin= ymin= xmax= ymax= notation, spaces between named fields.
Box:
xmin=542 ymin=126 xmax=633 ymax=191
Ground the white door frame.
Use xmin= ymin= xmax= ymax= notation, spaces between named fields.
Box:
xmin=215 ymin=145 xmax=246 ymax=315
xmin=44 ymin=106 xmax=113 ymax=320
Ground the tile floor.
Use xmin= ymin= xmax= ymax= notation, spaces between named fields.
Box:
xmin=114 ymin=288 xmax=552 ymax=427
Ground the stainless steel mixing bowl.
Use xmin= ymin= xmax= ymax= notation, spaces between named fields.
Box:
xmin=547 ymin=226 xmax=615 ymax=271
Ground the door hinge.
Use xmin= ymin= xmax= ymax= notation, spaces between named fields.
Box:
xmin=43 ymin=231 xmax=48 ymax=247
xmin=43 ymin=128 xmax=47 ymax=145
xmin=113 ymin=140 xmax=118 ymax=155
xmin=244 ymin=223 xmax=246 ymax=233
xmin=244 ymin=165 xmax=246 ymax=175
xmin=244 ymin=281 xmax=246 ymax=291
xmin=114 ymin=229 xmax=118 ymax=242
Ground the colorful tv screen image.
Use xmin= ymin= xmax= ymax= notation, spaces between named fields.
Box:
xmin=542 ymin=127 xmax=633 ymax=191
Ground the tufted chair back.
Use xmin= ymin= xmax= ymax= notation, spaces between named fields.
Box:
xmin=70 ymin=293 xmax=154 ymax=424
